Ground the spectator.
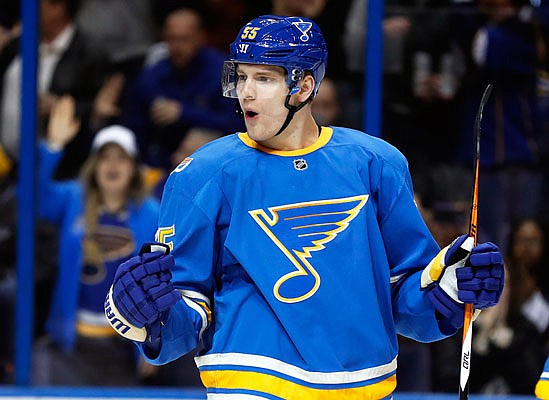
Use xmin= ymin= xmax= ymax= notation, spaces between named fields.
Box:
xmin=454 ymin=0 xmax=544 ymax=249
xmin=76 ymin=0 xmax=159 ymax=132
xmin=469 ymin=218 xmax=549 ymax=394
xmin=504 ymin=219 xmax=549 ymax=335
xmin=311 ymin=76 xmax=341 ymax=126
xmin=122 ymin=7 xmax=244 ymax=172
xmin=150 ymin=127 xmax=223 ymax=200
xmin=0 ymin=0 xmax=19 ymax=37
xmin=76 ymin=0 xmax=156 ymax=69
xmin=391 ymin=2 xmax=466 ymax=192
xmin=0 ymin=0 xmax=110 ymax=180
xmin=271 ymin=0 xmax=326 ymax=19
xmin=0 ymin=21 xmax=18 ymax=54
xmin=31 ymin=96 xmax=159 ymax=385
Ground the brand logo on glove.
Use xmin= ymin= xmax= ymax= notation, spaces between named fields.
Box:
xmin=104 ymin=296 xmax=132 ymax=335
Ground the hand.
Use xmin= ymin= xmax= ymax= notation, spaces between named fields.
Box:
xmin=383 ymin=16 xmax=410 ymax=37
xmin=38 ymin=93 xmax=60 ymax=118
xmin=92 ymin=73 xmax=125 ymax=122
xmin=0 ymin=23 xmax=20 ymax=52
xmin=150 ymin=98 xmax=182 ymax=126
xmin=105 ymin=242 xmax=182 ymax=342
xmin=47 ymin=95 xmax=81 ymax=149
xmin=421 ymin=234 xmax=504 ymax=331
xmin=457 ymin=241 xmax=504 ymax=307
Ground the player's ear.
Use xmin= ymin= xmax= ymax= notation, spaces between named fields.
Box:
xmin=295 ymin=74 xmax=315 ymax=101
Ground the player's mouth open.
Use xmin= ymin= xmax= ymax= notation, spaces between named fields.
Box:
xmin=245 ymin=111 xmax=258 ymax=119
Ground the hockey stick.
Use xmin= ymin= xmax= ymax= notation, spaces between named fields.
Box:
xmin=459 ymin=83 xmax=493 ymax=400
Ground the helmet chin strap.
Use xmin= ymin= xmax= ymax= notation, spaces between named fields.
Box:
xmin=274 ymin=90 xmax=313 ymax=136
xmin=235 ymin=87 xmax=314 ymax=137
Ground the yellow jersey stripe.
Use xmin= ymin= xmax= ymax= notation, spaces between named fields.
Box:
xmin=196 ymin=300 xmax=213 ymax=324
xmin=200 ymin=369 xmax=396 ymax=400
xmin=536 ymin=379 xmax=549 ymax=399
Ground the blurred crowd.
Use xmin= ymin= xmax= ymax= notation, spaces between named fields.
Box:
xmin=1 ymin=0 xmax=549 ymax=396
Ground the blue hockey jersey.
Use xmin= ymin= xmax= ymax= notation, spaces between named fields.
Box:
xmin=139 ymin=126 xmax=447 ymax=399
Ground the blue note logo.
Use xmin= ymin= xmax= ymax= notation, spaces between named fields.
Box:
xmin=249 ymin=195 xmax=369 ymax=303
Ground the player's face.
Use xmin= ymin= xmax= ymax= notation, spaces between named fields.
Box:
xmin=236 ymin=64 xmax=291 ymax=142
xmin=95 ymin=144 xmax=136 ymax=196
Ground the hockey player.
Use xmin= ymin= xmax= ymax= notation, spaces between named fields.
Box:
xmin=104 ymin=15 xmax=505 ymax=399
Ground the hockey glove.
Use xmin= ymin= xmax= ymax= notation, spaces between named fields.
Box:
xmin=421 ymin=234 xmax=504 ymax=332
xmin=104 ymin=243 xmax=182 ymax=342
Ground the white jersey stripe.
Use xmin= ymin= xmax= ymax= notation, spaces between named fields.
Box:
xmin=180 ymin=295 xmax=208 ymax=338
xmin=390 ymin=273 xmax=406 ymax=284
xmin=195 ymin=353 xmax=397 ymax=385
xmin=179 ymin=289 xmax=211 ymax=307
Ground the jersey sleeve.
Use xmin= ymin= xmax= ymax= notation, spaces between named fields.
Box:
xmin=37 ymin=140 xmax=77 ymax=224
xmin=141 ymin=157 xmax=225 ymax=363
xmin=373 ymin=150 xmax=447 ymax=342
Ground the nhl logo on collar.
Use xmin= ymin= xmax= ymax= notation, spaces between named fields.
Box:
xmin=293 ymin=158 xmax=308 ymax=170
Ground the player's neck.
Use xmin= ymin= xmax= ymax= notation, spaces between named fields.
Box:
xmin=260 ymin=113 xmax=319 ymax=151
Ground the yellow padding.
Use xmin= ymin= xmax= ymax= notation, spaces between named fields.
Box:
xmin=428 ymin=248 xmax=446 ymax=282
xmin=536 ymin=379 xmax=549 ymax=399
xmin=200 ymin=369 xmax=396 ymax=400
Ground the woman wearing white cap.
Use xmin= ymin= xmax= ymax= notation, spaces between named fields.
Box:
xmin=32 ymin=96 xmax=160 ymax=385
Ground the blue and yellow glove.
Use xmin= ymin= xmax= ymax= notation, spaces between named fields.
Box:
xmin=104 ymin=243 xmax=182 ymax=342
xmin=421 ymin=234 xmax=504 ymax=333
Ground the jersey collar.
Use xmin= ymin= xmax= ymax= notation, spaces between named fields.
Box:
xmin=238 ymin=126 xmax=333 ymax=156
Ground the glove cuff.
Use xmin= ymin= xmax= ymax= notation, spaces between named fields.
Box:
xmin=104 ymin=286 xmax=148 ymax=342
